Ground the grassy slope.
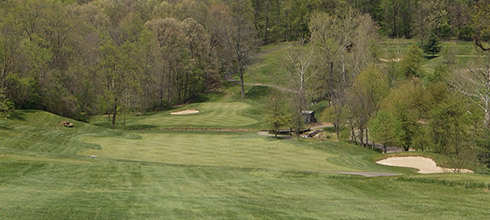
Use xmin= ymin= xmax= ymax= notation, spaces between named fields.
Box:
xmin=1 ymin=151 xmax=489 ymax=219
xmin=379 ymin=38 xmax=484 ymax=74
xmin=90 ymin=85 xmax=269 ymax=130
xmin=0 ymin=110 xmax=118 ymax=155
xmin=1 ymin=109 xmax=489 ymax=219
xmin=242 ymin=42 xmax=294 ymax=86
xmin=0 ymin=40 xmax=489 ymax=219
xmin=245 ymin=39 xmax=484 ymax=87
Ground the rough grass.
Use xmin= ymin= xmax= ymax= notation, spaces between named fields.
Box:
xmin=244 ymin=39 xmax=485 ymax=89
xmin=379 ymin=38 xmax=486 ymax=74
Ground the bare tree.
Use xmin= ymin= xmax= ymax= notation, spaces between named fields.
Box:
xmin=309 ymin=8 xmax=378 ymax=140
xmin=452 ymin=64 xmax=490 ymax=128
xmin=284 ymin=47 xmax=316 ymax=137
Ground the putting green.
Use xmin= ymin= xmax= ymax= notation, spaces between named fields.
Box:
xmin=139 ymin=102 xmax=259 ymax=128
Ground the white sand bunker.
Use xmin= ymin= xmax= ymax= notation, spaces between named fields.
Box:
xmin=170 ymin=109 xmax=199 ymax=115
xmin=376 ymin=156 xmax=473 ymax=174
xmin=379 ymin=58 xmax=402 ymax=62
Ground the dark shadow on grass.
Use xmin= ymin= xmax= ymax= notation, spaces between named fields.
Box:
xmin=124 ymin=124 xmax=159 ymax=130
xmin=92 ymin=122 xmax=111 ymax=128
xmin=245 ymin=86 xmax=270 ymax=99
xmin=424 ymin=55 xmax=438 ymax=60
xmin=0 ymin=125 xmax=10 ymax=130
xmin=8 ymin=111 xmax=26 ymax=121
xmin=188 ymin=94 xmax=210 ymax=104
xmin=92 ymin=123 xmax=158 ymax=130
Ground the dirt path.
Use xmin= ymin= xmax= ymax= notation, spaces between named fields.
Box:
xmin=309 ymin=123 xmax=333 ymax=130
xmin=336 ymin=172 xmax=400 ymax=177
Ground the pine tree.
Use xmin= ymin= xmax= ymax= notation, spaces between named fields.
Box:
xmin=423 ymin=32 xmax=442 ymax=57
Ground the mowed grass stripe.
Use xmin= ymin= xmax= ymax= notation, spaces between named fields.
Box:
xmin=1 ymin=158 xmax=489 ymax=219
xmin=91 ymin=101 xmax=263 ymax=130
xmin=80 ymin=132 xmax=351 ymax=172
xmin=139 ymin=102 xmax=259 ymax=128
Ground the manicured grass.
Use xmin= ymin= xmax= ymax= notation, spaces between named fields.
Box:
xmin=90 ymin=85 xmax=269 ymax=130
xmin=243 ymin=42 xmax=295 ymax=86
xmin=0 ymin=110 xmax=118 ymax=155
xmin=1 ymin=108 xmax=490 ymax=219
xmin=80 ymin=131 xmax=404 ymax=173
xmin=2 ymin=46 xmax=490 ymax=219
xmin=1 ymin=153 xmax=489 ymax=219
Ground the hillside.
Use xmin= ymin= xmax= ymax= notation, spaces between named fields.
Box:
xmin=1 ymin=85 xmax=490 ymax=219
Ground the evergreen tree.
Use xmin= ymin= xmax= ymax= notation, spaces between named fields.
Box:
xmin=423 ymin=32 xmax=442 ymax=57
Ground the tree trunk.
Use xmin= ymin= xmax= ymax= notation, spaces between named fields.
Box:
xmin=392 ymin=2 xmax=399 ymax=38
xmin=274 ymin=122 xmax=278 ymax=138
xmin=240 ymin=67 xmax=245 ymax=98
xmin=167 ymin=65 xmax=172 ymax=105
xmin=264 ymin=4 xmax=269 ymax=45
xmin=112 ymin=98 xmax=117 ymax=129
xmin=360 ymin=128 xmax=364 ymax=147
xmin=107 ymin=105 xmax=111 ymax=122
xmin=335 ymin=124 xmax=340 ymax=142
xmin=351 ymin=126 xmax=357 ymax=145
xmin=366 ymin=129 xmax=372 ymax=150
xmin=160 ymin=72 xmax=165 ymax=110
xmin=485 ymin=93 xmax=489 ymax=128
xmin=383 ymin=143 xmax=387 ymax=154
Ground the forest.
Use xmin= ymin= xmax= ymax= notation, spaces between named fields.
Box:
xmin=0 ymin=0 xmax=489 ymax=166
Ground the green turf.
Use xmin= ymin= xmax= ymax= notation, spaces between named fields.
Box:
xmin=1 ymin=107 xmax=490 ymax=219
xmin=1 ymin=39 xmax=490 ymax=219
xmin=90 ymin=85 xmax=269 ymax=130
xmin=79 ymin=131 xmax=409 ymax=173
xmin=243 ymin=42 xmax=295 ymax=86
xmin=1 ymin=151 xmax=489 ymax=219
xmin=378 ymin=38 xmax=487 ymax=75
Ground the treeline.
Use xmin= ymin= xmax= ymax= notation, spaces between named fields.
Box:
xmin=0 ymin=0 xmax=259 ymax=125
xmin=1 ymin=0 xmax=489 ymax=123
xmin=263 ymin=6 xmax=489 ymax=169
xmin=251 ymin=0 xmax=490 ymax=44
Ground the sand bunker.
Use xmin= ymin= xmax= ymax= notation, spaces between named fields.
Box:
xmin=379 ymin=58 xmax=402 ymax=63
xmin=170 ymin=109 xmax=200 ymax=115
xmin=376 ymin=156 xmax=473 ymax=174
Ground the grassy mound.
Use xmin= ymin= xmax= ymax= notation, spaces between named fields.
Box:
xmin=0 ymin=110 xmax=127 ymax=155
